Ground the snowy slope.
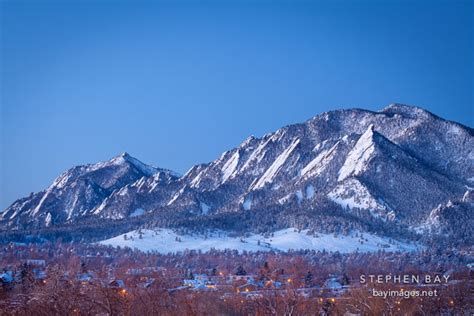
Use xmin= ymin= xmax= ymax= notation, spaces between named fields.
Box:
xmin=99 ymin=228 xmax=421 ymax=254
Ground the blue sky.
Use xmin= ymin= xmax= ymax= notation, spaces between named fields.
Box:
xmin=1 ymin=0 xmax=472 ymax=209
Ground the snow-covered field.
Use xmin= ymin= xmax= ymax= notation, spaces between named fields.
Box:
xmin=99 ymin=228 xmax=421 ymax=254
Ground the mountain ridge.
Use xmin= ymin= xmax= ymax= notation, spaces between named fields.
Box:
xmin=1 ymin=104 xmax=472 ymax=247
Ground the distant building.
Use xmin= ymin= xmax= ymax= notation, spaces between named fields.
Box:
xmin=126 ymin=267 xmax=166 ymax=276
xmin=324 ymin=277 xmax=343 ymax=290
xmin=77 ymin=272 xmax=94 ymax=283
xmin=183 ymin=274 xmax=216 ymax=289
xmin=0 ymin=272 xmax=14 ymax=288
xmin=26 ymin=259 xmax=46 ymax=267
xmin=227 ymin=274 xmax=257 ymax=283
xmin=108 ymin=279 xmax=125 ymax=288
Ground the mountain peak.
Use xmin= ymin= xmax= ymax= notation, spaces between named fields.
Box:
xmin=108 ymin=153 xmax=158 ymax=177
xmin=381 ymin=103 xmax=433 ymax=118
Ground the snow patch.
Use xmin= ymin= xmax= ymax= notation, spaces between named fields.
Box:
xmin=278 ymin=194 xmax=292 ymax=205
xmin=295 ymin=190 xmax=304 ymax=202
xmin=241 ymin=138 xmax=273 ymax=171
xmin=252 ymin=138 xmax=300 ymax=190
xmin=45 ymin=213 xmax=52 ymax=226
xmin=306 ymin=185 xmax=315 ymax=199
xmin=31 ymin=190 xmax=51 ymax=216
xmin=242 ymin=196 xmax=252 ymax=210
xmin=301 ymin=142 xmax=339 ymax=178
xmin=130 ymin=208 xmax=145 ymax=217
xmin=190 ymin=170 xmax=205 ymax=188
xmin=221 ymin=151 xmax=240 ymax=183
xmin=338 ymin=125 xmax=376 ymax=181
xmin=200 ymin=202 xmax=211 ymax=215
xmin=328 ymin=178 xmax=390 ymax=219
xmin=167 ymin=187 xmax=186 ymax=206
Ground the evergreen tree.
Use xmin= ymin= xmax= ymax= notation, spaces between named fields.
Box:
xmin=235 ymin=265 xmax=247 ymax=276
xmin=305 ymin=271 xmax=313 ymax=286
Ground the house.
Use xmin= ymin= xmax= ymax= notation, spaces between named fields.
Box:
xmin=26 ymin=259 xmax=46 ymax=267
xmin=142 ymin=278 xmax=156 ymax=288
xmin=108 ymin=279 xmax=126 ymax=288
xmin=227 ymin=274 xmax=257 ymax=283
xmin=267 ymin=280 xmax=282 ymax=288
xmin=324 ymin=277 xmax=343 ymax=290
xmin=77 ymin=273 xmax=93 ymax=284
xmin=183 ymin=279 xmax=206 ymax=289
xmin=183 ymin=274 xmax=216 ymax=290
xmin=32 ymin=269 xmax=47 ymax=281
xmin=238 ymin=283 xmax=258 ymax=293
xmin=0 ymin=272 xmax=14 ymax=289
xmin=126 ymin=267 xmax=166 ymax=276
xmin=244 ymin=292 xmax=263 ymax=299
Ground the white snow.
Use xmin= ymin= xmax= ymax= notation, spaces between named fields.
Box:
xmin=295 ymin=190 xmax=304 ymax=202
xmin=9 ymin=210 xmax=19 ymax=220
xmin=338 ymin=125 xmax=376 ymax=181
xmin=448 ymin=124 xmax=464 ymax=136
xmin=278 ymin=194 xmax=292 ymax=205
xmin=241 ymin=137 xmax=273 ymax=171
xmin=93 ymin=198 xmax=109 ymax=215
xmin=31 ymin=190 xmax=51 ymax=216
xmin=328 ymin=178 xmax=389 ymax=219
xmin=270 ymin=129 xmax=287 ymax=142
xmin=99 ymin=228 xmax=421 ymax=254
xmin=45 ymin=212 xmax=52 ymax=226
xmin=92 ymin=153 xmax=158 ymax=177
xmin=148 ymin=173 xmax=160 ymax=193
xmin=221 ymin=151 xmax=240 ymax=183
xmin=306 ymin=185 xmax=315 ymax=199
xmin=167 ymin=187 xmax=186 ymax=206
xmin=190 ymin=170 xmax=205 ymax=188
xmin=130 ymin=208 xmax=145 ymax=217
xmin=252 ymin=138 xmax=300 ymax=190
xmin=301 ymin=142 xmax=339 ymax=178
xmin=200 ymin=202 xmax=211 ymax=215
xmin=133 ymin=177 xmax=147 ymax=190
xmin=51 ymin=172 xmax=73 ymax=189
xmin=242 ymin=196 xmax=252 ymax=210
xmin=240 ymin=135 xmax=255 ymax=147
xmin=117 ymin=187 xmax=129 ymax=196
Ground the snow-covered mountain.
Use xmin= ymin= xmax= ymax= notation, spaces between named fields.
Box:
xmin=1 ymin=104 xmax=473 ymax=245
xmin=0 ymin=152 xmax=179 ymax=229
